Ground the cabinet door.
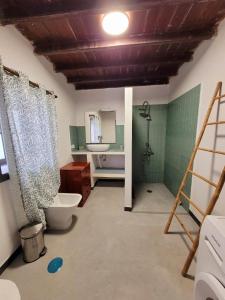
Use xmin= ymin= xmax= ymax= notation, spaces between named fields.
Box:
xmin=69 ymin=170 xmax=82 ymax=193
xmin=60 ymin=170 xmax=82 ymax=193
xmin=80 ymin=185 xmax=91 ymax=206
xmin=81 ymin=165 xmax=91 ymax=188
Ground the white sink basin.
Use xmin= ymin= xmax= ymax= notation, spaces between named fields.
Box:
xmin=86 ymin=144 xmax=110 ymax=152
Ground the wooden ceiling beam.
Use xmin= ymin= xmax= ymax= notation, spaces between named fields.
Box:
xmin=0 ymin=0 xmax=213 ymax=25
xmin=75 ymin=78 xmax=169 ymax=90
xmin=55 ymin=55 xmax=192 ymax=73
xmin=36 ymin=30 xmax=214 ymax=56
xmin=67 ymin=71 xmax=176 ymax=84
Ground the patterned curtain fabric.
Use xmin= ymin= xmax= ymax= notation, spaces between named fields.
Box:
xmin=0 ymin=62 xmax=60 ymax=226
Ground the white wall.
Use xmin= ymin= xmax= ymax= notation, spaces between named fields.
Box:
xmin=133 ymin=85 xmax=170 ymax=106
xmin=0 ymin=181 xmax=20 ymax=267
xmin=74 ymin=88 xmax=125 ymax=125
xmin=169 ymin=19 xmax=225 ymax=218
xmin=0 ymin=25 xmax=77 ymax=266
xmin=74 ymin=85 xmax=169 ymax=126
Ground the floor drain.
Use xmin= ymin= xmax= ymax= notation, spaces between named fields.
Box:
xmin=47 ymin=257 xmax=63 ymax=273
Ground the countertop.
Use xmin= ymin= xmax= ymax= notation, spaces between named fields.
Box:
xmin=71 ymin=149 xmax=125 ymax=155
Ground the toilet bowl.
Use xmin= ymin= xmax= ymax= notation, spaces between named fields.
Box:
xmin=0 ymin=279 xmax=21 ymax=300
xmin=46 ymin=193 xmax=82 ymax=230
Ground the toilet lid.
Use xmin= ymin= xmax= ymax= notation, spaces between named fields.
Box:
xmin=0 ymin=279 xmax=21 ymax=300
xmin=195 ymin=272 xmax=225 ymax=300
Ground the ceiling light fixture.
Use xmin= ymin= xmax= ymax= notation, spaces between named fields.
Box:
xmin=102 ymin=11 xmax=129 ymax=36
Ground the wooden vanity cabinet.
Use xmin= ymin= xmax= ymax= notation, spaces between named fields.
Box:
xmin=59 ymin=162 xmax=91 ymax=207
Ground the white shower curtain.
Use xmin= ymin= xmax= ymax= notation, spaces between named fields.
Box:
xmin=0 ymin=61 xmax=60 ymax=226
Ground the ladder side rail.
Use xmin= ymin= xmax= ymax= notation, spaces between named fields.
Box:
xmin=181 ymin=167 xmax=225 ymax=275
xmin=164 ymin=82 xmax=222 ymax=234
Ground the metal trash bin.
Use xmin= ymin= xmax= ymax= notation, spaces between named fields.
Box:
xmin=19 ymin=223 xmax=47 ymax=263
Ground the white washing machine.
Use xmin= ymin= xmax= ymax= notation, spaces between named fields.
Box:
xmin=194 ymin=216 xmax=225 ymax=300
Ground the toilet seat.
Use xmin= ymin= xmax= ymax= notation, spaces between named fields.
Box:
xmin=195 ymin=272 xmax=225 ymax=300
xmin=0 ymin=279 xmax=21 ymax=300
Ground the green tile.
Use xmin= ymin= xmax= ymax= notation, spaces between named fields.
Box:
xmin=76 ymin=126 xmax=86 ymax=149
xmin=164 ymin=85 xmax=200 ymax=210
xmin=110 ymin=125 xmax=124 ymax=150
xmin=133 ymin=105 xmax=167 ymax=183
xmin=69 ymin=126 xmax=78 ymax=149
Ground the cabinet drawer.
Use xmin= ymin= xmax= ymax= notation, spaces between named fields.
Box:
xmin=60 ymin=162 xmax=91 ymax=206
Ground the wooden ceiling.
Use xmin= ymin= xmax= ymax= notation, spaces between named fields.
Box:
xmin=0 ymin=1 xmax=225 ymax=90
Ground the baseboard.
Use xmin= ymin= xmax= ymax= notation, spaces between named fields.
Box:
xmin=0 ymin=246 xmax=21 ymax=275
xmin=124 ymin=207 xmax=132 ymax=212
xmin=189 ymin=210 xmax=201 ymax=226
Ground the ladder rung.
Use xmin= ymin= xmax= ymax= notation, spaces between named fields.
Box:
xmin=198 ymin=147 xmax=225 ymax=155
xmin=174 ymin=213 xmax=194 ymax=243
xmin=214 ymin=93 xmax=225 ymax=100
xmin=207 ymin=121 xmax=225 ymax=126
xmin=180 ymin=191 xmax=205 ymax=216
xmin=188 ymin=170 xmax=217 ymax=187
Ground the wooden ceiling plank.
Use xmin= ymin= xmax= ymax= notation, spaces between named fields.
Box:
xmin=178 ymin=3 xmax=194 ymax=29
xmin=67 ymin=71 xmax=177 ymax=84
xmin=142 ymin=9 xmax=151 ymax=33
xmin=1 ymin=0 xmax=218 ymax=25
xmin=75 ymin=78 xmax=169 ymax=90
xmin=55 ymin=55 xmax=191 ymax=73
xmin=65 ymin=18 xmax=78 ymax=41
xmin=35 ymin=29 xmax=214 ymax=55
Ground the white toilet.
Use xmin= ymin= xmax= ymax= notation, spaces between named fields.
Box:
xmin=0 ymin=279 xmax=20 ymax=300
xmin=194 ymin=216 xmax=225 ymax=299
xmin=45 ymin=193 xmax=82 ymax=230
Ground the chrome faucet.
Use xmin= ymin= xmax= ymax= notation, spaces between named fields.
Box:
xmin=98 ymin=135 xmax=103 ymax=143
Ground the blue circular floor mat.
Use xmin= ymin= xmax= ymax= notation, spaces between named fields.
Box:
xmin=47 ymin=257 xmax=63 ymax=273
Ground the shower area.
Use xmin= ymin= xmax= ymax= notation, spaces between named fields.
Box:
xmin=132 ymin=86 xmax=200 ymax=210
xmin=132 ymin=102 xmax=167 ymax=188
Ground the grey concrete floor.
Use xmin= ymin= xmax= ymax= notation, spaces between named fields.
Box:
xmin=2 ymin=183 xmax=198 ymax=300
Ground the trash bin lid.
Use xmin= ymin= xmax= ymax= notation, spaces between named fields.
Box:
xmin=20 ymin=223 xmax=43 ymax=239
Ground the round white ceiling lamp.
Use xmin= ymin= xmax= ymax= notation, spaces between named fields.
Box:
xmin=102 ymin=11 xmax=129 ymax=36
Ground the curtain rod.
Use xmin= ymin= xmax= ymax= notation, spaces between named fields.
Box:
xmin=3 ymin=65 xmax=58 ymax=99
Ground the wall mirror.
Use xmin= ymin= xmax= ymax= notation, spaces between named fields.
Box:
xmin=85 ymin=111 xmax=116 ymax=144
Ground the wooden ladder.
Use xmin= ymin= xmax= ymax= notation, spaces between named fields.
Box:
xmin=164 ymin=81 xmax=225 ymax=276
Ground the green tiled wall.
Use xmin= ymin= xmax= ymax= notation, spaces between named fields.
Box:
xmin=69 ymin=126 xmax=78 ymax=148
xmin=69 ymin=126 xmax=86 ymax=149
xmin=133 ymin=105 xmax=167 ymax=183
xmin=110 ymin=125 xmax=124 ymax=150
xmin=164 ymin=85 xmax=200 ymax=210
xmin=70 ymin=125 xmax=124 ymax=150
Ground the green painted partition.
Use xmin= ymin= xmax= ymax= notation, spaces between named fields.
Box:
xmin=164 ymin=85 xmax=200 ymax=210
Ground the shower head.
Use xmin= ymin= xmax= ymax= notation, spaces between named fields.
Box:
xmin=139 ymin=100 xmax=152 ymax=120
xmin=139 ymin=112 xmax=148 ymax=118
